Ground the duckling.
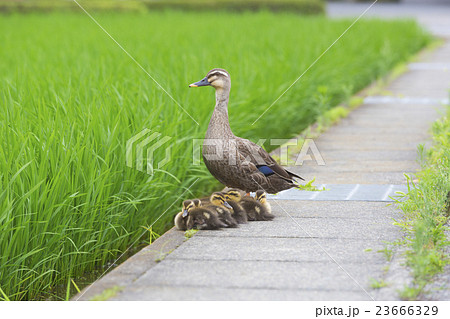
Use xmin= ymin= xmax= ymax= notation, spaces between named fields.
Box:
xmin=222 ymin=190 xmax=248 ymax=224
xmin=198 ymin=196 xmax=211 ymax=205
xmin=174 ymin=199 xmax=202 ymax=231
xmin=228 ymin=188 xmax=274 ymax=221
xmin=205 ymin=192 xmax=239 ymax=227
xmin=174 ymin=212 xmax=187 ymax=231
xmin=184 ymin=199 xmax=227 ymax=230
xmin=255 ymin=190 xmax=272 ymax=214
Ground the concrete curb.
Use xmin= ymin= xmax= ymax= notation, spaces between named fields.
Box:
xmin=73 ymin=227 xmax=185 ymax=300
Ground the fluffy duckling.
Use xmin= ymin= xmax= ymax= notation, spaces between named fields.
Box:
xmin=255 ymin=190 xmax=272 ymax=214
xmin=174 ymin=199 xmax=202 ymax=231
xmin=183 ymin=199 xmax=227 ymax=230
xmin=227 ymin=188 xmax=274 ymax=221
xmin=216 ymin=190 xmax=247 ymax=224
xmin=206 ymin=192 xmax=239 ymax=228
xmin=174 ymin=212 xmax=187 ymax=231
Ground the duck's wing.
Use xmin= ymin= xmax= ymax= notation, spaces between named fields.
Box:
xmin=235 ymin=137 xmax=304 ymax=181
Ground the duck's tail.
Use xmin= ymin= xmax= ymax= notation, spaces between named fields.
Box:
xmin=286 ymin=169 xmax=305 ymax=181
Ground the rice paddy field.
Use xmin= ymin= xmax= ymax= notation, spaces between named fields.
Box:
xmin=0 ymin=11 xmax=431 ymax=300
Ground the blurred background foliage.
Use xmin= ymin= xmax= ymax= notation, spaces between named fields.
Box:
xmin=0 ymin=0 xmax=325 ymax=14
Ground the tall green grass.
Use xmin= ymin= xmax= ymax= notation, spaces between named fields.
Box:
xmin=0 ymin=12 xmax=431 ymax=299
xmin=396 ymin=105 xmax=450 ymax=300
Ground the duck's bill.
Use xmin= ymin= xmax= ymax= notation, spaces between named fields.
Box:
xmin=182 ymin=209 xmax=189 ymax=217
xmin=189 ymin=77 xmax=210 ymax=87
xmin=223 ymin=201 xmax=232 ymax=209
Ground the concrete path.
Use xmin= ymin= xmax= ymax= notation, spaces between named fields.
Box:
xmin=75 ymin=2 xmax=450 ymax=301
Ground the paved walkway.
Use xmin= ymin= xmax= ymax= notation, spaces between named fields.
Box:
xmin=75 ymin=2 xmax=450 ymax=301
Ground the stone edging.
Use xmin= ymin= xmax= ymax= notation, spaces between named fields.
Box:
xmin=73 ymin=227 xmax=184 ymax=300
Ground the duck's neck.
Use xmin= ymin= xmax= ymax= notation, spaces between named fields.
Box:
xmin=206 ymin=87 xmax=233 ymax=138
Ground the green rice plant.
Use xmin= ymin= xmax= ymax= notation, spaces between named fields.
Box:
xmin=0 ymin=0 xmax=325 ymax=14
xmin=0 ymin=11 xmax=431 ymax=299
xmin=143 ymin=0 xmax=325 ymax=14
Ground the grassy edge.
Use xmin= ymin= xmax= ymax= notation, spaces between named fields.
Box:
xmin=71 ymin=227 xmax=190 ymax=300
xmin=89 ymin=286 xmax=123 ymax=301
xmin=392 ymin=103 xmax=450 ymax=300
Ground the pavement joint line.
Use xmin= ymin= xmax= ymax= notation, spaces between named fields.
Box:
xmin=197 ymin=235 xmax=393 ymax=240
xmin=408 ymin=62 xmax=450 ymax=70
xmin=309 ymin=184 xmax=325 ymax=199
xmin=381 ymin=184 xmax=395 ymax=201
xmin=166 ymin=258 xmax=388 ymax=265
xmin=130 ymin=284 xmax=366 ymax=294
xmin=364 ymin=96 xmax=449 ymax=105
xmin=268 ymin=184 xmax=407 ymax=202
xmin=267 ymin=199 xmax=403 ymax=202
xmin=345 ymin=184 xmax=360 ymax=200
xmin=180 ymin=237 xmax=388 ymax=242
xmin=251 ymin=216 xmax=393 ymax=220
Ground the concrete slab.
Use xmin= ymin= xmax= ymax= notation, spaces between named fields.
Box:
xmin=131 ymin=259 xmax=381 ymax=293
xmin=196 ymin=217 xmax=399 ymax=241
xmin=270 ymin=200 xmax=399 ymax=219
xmin=166 ymin=236 xmax=388 ymax=264
xmin=385 ymin=70 xmax=450 ymax=99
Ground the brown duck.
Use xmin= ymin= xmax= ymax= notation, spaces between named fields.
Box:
xmin=189 ymin=68 xmax=303 ymax=194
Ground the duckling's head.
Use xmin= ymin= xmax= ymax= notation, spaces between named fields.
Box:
xmin=255 ymin=190 xmax=267 ymax=204
xmin=189 ymin=68 xmax=230 ymax=91
xmin=210 ymin=192 xmax=232 ymax=209
xmin=225 ymin=189 xmax=242 ymax=202
xmin=192 ymin=199 xmax=201 ymax=207
xmin=182 ymin=200 xmax=196 ymax=217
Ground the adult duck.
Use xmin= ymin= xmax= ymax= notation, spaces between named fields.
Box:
xmin=189 ymin=68 xmax=303 ymax=194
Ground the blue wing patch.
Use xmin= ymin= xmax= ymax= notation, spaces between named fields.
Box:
xmin=257 ymin=165 xmax=275 ymax=176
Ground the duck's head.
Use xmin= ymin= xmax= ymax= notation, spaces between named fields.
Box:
xmin=255 ymin=190 xmax=267 ymax=204
xmin=224 ymin=189 xmax=242 ymax=202
xmin=210 ymin=192 xmax=232 ymax=209
xmin=182 ymin=200 xmax=196 ymax=217
xmin=189 ymin=68 xmax=230 ymax=91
